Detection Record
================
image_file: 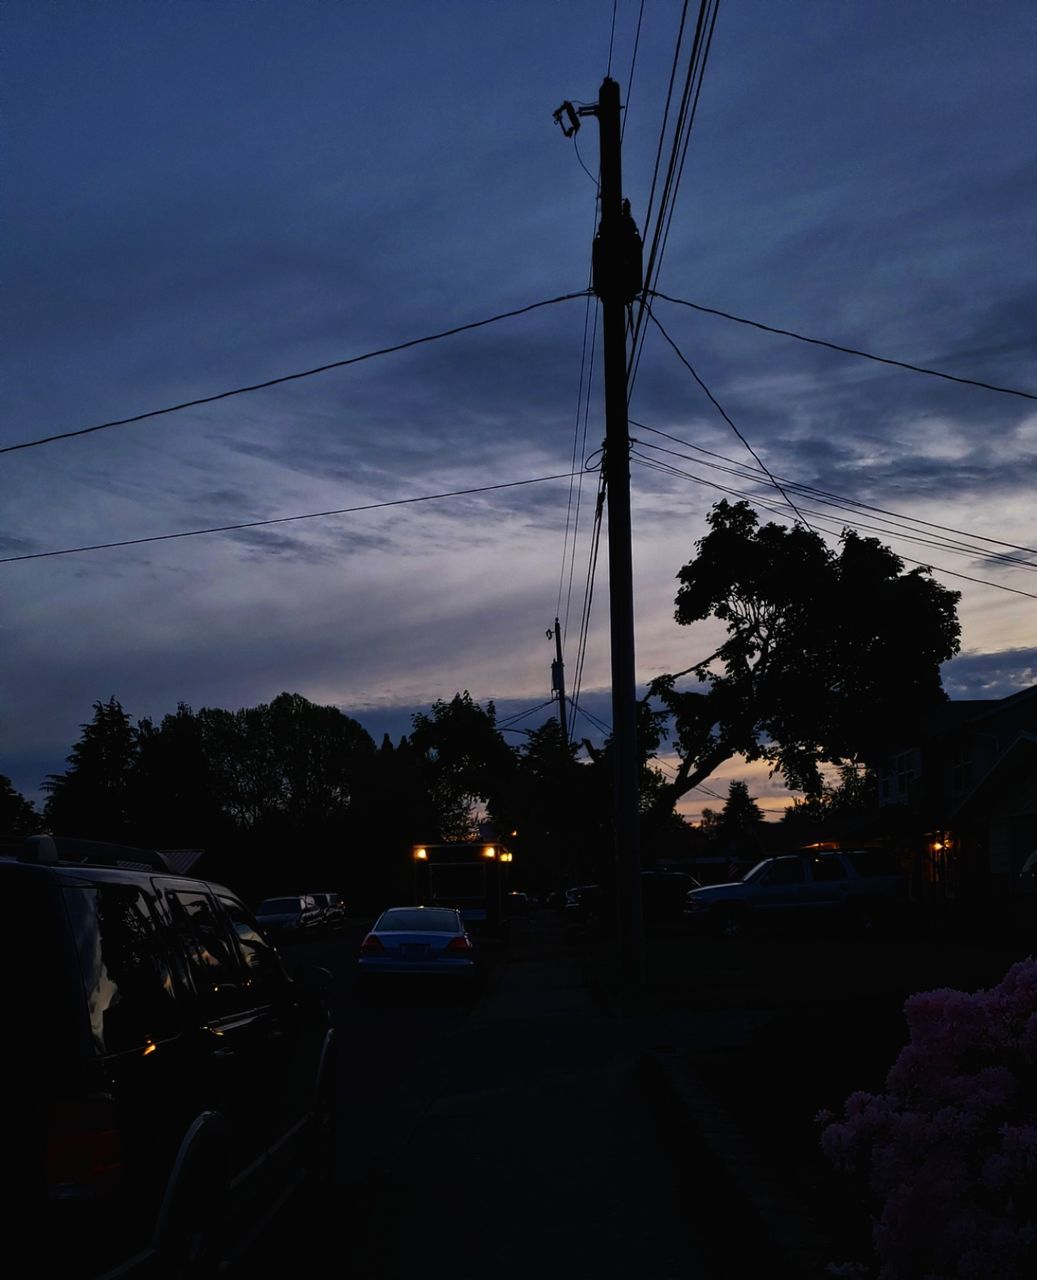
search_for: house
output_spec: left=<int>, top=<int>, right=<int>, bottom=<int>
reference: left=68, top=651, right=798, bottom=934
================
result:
left=878, top=684, right=1037, bottom=900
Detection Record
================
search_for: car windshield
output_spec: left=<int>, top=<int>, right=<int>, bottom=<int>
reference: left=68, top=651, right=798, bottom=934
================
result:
left=311, top=895, right=329, bottom=907
left=376, top=908, right=459, bottom=933
left=257, top=897, right=299, bottom=913
left=740, top=861, right=770, bottom=883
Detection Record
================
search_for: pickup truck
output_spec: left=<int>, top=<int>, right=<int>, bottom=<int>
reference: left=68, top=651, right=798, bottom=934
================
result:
left=683, top=850, right=906, bottom=936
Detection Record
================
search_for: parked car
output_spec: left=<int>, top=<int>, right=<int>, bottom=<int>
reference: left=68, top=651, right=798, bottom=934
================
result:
left=357, top=906, right=479, bottom=991
left=2, top=834, right=335, bottom=1279
left=310, top=891, right=346, bottom=932
left=683, top=849, right=907, bottom=937
left=254, top=893, right=323, bottom=939
left=506, top=890, right=534, bottom=919
left=641, top=870, right=701, bottom=923
left=562, top=883, right=604, bottom=931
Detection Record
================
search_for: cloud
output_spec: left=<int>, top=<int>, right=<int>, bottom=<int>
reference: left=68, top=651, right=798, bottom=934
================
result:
left=942, top=648, right=1037, bottom=700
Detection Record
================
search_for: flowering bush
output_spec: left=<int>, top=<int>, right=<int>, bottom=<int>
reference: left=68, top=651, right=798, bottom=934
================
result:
left=818, top=957, right=1037, bottom=1279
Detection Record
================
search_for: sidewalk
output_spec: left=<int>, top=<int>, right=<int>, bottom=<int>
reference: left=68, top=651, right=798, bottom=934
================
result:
left=375, top=916, right=717, bottom=1280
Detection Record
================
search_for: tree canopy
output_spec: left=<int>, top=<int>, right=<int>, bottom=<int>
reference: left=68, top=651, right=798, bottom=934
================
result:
left=649, top=501, right=961, bottom=807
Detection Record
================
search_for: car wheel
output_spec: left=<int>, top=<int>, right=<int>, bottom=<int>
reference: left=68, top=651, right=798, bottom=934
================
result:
left=307, top=1055, right=337, bottom=1190
left=716, top=908, right=747, bottom=939
left=160, top=1175, right=228, bottom=1279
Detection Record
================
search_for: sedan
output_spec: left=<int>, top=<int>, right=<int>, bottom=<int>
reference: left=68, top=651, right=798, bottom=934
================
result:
left=357, top=906, right=479, bottom=988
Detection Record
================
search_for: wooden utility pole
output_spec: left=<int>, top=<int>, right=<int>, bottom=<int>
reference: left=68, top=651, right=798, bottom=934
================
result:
left=550, top=617, right=568, bottom=748
left=591, top=76, right=644, bottom=988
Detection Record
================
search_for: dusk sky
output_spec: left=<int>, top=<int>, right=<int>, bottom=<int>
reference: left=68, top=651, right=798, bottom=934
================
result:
left=3, top=1, right=1035, bottom=819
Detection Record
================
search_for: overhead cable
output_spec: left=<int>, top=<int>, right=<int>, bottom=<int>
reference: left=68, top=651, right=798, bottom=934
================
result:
left=630, top=453, right=1037, bottom=602
left=646, top=306, right=814, bottom=527
left=0, top=471, right=581, bottom=566
left=632, top=420, right=1037, bottom=558
left=649, top=290, right=1037, bottom=401
left=0, top=291, right=591, bottom=457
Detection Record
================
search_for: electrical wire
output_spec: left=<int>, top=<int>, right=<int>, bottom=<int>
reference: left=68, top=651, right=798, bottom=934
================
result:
left=634, top=441, right=1037, bottom=572
left=607, top=0, right=619, bottom=76
left=569, top=473, right=608, bottom=724
left=621, top=0, right=647, bottom=143
left=649, top=291, right=1037, bottom=402
left=631, top=420, right=1037, bottom=558
left=646, top=305, right=815, bottom=527
left=627, top=0, right=718, bottom=395
left=497, top=698, right=559, bottom=729
left=0, top=291, right=591, bottom=457
left=630, top=452, right=1037, bottom=602
left=0, top=470, right=582, bottom=566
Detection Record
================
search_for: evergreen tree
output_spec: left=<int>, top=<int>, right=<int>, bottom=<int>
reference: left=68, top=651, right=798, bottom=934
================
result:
left=0, top=774, right=42, bottom=836
left=43, top=697, right=139, bottom=840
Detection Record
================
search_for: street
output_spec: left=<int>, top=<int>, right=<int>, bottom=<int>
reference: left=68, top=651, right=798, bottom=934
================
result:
left=229, top=913, right=717, bottom=1279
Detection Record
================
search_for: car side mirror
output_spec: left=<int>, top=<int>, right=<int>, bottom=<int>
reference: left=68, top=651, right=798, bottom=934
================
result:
left=291, top=963, right=333, bottom=999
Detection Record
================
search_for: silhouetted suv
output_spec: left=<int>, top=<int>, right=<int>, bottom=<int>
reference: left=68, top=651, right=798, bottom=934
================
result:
left=2, top=835, right=336, bottom=1278
left=683, top=850, right=907, bottom=937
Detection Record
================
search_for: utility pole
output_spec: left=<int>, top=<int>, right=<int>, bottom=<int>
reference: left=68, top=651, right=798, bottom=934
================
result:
left=553, top=77, right=644, bottom=988
left=594, top=78, right=644, bottom=990
left=549, top=618, right=568, bottom=748
left=579, top=79, right=644, bottom=990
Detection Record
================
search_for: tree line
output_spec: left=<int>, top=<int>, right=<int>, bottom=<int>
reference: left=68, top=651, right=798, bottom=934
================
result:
left=1, top=501, right=961, bottom=903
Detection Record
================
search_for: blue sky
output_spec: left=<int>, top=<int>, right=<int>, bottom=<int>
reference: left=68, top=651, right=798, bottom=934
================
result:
left=2, top=1, right=1035, bottom=816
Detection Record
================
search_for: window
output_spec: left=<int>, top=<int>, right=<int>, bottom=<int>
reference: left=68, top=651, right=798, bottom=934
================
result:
left=949, top=742, right=973, bottom=796
left=810, top=857, right=848, bottom=882
left=762, top=859, right=806, bottom=885
left=376, top=908, right=460, bottom=932
left=218, top=896, right=285, bottom=1004
left=168, top=891, right=243, bottom=1016
left=64, top=885, right=179, bottom=1055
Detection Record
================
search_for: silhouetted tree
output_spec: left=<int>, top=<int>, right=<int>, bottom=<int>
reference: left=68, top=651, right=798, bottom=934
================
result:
left=781, top=764, right=879, bottom=834
left=648, top=501, right=961, bottom=810
left=44, top=696, right=138, bottom=840
left=409, top=692, right=515, bottom=841
left=0, top=774, right=42, bottom=836
left=132, top=704, right=231, bottom=848
left=718, top=779, right=766, bottom=859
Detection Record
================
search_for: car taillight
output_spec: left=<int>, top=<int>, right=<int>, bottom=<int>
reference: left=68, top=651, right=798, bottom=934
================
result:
left=445, top=936, right=473, bottom=953
left=360, top=933, right=384, bottom=952
left=45, top=1099, right=123, bottom=1200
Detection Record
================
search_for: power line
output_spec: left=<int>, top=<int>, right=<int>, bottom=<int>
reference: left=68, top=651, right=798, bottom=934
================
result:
left=649, top=290, right=1037, bottom=402
left=632, top=420, right=1037, bottom=559
left=497, top=698, right=559, bottom=730
left=628, top=0, right=719, bottom=395
left=630, top=452, right=1037, bottom=602
left=621, top=0, right=647, bottom=143
left=0, top=471, right=581, bottom=566
left=607, top=0, right=619, bottom=76
left=636, top=440, right=1037, bottom=573
left=0, top=291, right=591, bottom=457
left=646, top=305, right=815, bottom=528
left=633, top=433, right=1037, bottom=573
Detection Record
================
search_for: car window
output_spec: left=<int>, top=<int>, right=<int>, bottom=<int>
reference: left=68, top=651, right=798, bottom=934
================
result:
left=64, top=884, right=180, bottom=1055
left=810, top=857, right=848, bottom=882
left=218, top=896, right=286, bottom=1004
left=376, top=908, right=460, bottom=932
left=168, top=890, right=244, bottom=1016
left=762, top=859, right=806, bottom=885
left=256, top=897, right=300, bottom=914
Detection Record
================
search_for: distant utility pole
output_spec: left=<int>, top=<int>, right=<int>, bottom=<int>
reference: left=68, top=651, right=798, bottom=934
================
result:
left=549, top=618, right=568, bottom=748
left=555, top=78, right=644, bottom=987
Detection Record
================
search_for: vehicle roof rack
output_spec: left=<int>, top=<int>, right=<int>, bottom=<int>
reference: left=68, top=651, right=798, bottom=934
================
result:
left=15, top=834, right=170, bottom=873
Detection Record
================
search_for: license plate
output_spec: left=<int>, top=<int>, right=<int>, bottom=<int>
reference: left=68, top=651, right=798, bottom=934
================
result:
left=400, top=943, right=428, bottom=958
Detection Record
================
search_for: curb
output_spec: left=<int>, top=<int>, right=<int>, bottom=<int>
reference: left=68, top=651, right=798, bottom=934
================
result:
left=637, top=1050, right=833, bottom=1279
